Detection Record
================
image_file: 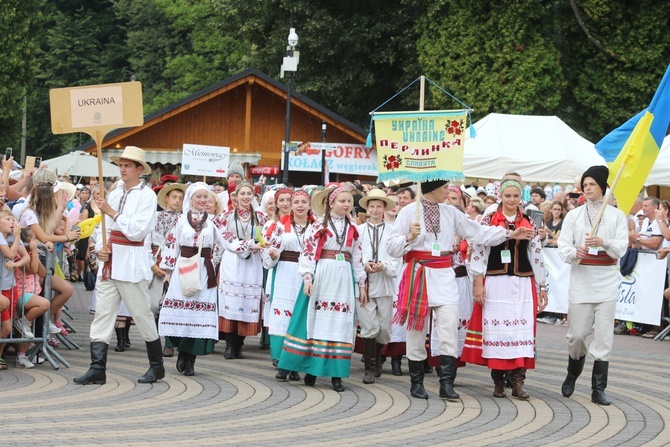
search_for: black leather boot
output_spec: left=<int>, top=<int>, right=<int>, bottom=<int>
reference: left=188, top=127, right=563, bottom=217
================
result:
left=276, top=369, right=289, bottom=381
left=491, top=369, right=506, bottom=398
left=124, top=325, right=131, bottom=348
left=223, top=332, right=235, bottom=359
left=138, top=339, right=165, bottom=383
left=331, top=377, right=345, bottom=392
left=176, top=350, right=186, bottom=372
left=562, top=356, right=586, bottom=398
left=114, top=328, right=125, bottom=352
left=591, top=360, right=611, bottom=405
left=391, top=355, right=403, bottom=376
left=234, top=335, right=246, bottom=359
left=260, top=327, right=269, bottom=350
left=438, top=355, right=460, bottom=400
left=408, top=360, right=429, bottom=399
left=375, top=343, right=384, bottom=378
left=362, top=338, right=377, bottom=384
left=74, top=342, right=108, bottom=385
left=183, top=353, right=196, bottom=376
left=288, top=371, right=301, bottom=381
left=304, top=373, right=317, bottom=386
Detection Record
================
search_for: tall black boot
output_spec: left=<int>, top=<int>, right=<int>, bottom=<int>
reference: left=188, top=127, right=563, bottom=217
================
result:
left=124, top=324, right=131, bottom=348
left=234, top=335, right=246, bottom=359
left=591, top=360, right=611, bottom=405
left=391, top=355, right=403, bottom=376
left=183, top=353, right=196, bottom=376
left=408, top=360, right=429, bottom=399
left=260, top=327, right=270, bottom=349
left=375, top=343, right=384, bottom=378
left=362, top=338, right=377, bottom=384
left=138, top=339, right=165, bottom=383
left=114, top=328, right=125, bottom=352
left=561, top=356, right=586, bottom=398
left=223, top=332, right=235, bottom=359
left=74, top=342, right=108, bottom=385
left=438, top=355, right=460, bottom=400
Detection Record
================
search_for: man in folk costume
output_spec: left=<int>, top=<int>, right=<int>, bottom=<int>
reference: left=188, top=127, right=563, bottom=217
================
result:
left=387, top=180, right=534, bottom=400
left=75, top=146, right=164, bottom=385
left=557, top=165, right=628, bottom=405
left=357, top=189, right=398, bottom=384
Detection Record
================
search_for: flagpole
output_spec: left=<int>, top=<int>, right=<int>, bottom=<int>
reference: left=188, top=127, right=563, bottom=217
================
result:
left=414, top=75, right=425, bottom=224
left=94, top=130, right=107, bottom=247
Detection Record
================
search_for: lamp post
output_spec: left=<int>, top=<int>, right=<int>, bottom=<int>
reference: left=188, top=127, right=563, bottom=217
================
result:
left=321, top=120, right=327, bottom=185
left=280, top=21, right=299, bottom=185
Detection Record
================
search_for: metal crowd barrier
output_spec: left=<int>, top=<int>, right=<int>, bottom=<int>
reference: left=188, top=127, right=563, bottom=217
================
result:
left=0, top=245, right=77, bottom=370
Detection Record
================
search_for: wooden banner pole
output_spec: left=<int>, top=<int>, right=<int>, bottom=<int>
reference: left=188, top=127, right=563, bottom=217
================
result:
left=94, top=130, right=108, bottom=247
left=414, top=75, right=426, bottom=224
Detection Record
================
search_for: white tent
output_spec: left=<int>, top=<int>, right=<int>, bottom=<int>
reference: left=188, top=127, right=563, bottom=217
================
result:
left=41, top=150, right=120, bottom=177
left=645, top=135, right=670, bottom=186
left=464, top=113, right=606, bottom=183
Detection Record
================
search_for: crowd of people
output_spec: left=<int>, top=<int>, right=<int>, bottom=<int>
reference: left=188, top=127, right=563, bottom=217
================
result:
left=2, top=145, right=667, bottom=407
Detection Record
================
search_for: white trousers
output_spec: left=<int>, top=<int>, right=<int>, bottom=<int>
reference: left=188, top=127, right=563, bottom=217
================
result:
left=355, top=295, right=392, bottom=344
left=90, top=279, right=159, bottom=344
left=406, top=303, right=459, bottom=360
left=567, top=301, right=616, bottom=361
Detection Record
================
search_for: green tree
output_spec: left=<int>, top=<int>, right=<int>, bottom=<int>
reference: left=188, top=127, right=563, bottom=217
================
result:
left=0, top=0, right=45, bottom=151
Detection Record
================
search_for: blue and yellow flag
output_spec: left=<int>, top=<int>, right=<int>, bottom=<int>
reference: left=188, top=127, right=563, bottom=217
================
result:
left=595, top=64, right=670, bottom=214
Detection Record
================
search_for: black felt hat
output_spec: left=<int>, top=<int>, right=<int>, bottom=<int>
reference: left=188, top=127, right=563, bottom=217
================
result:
left=421, top=180, right=448, bottom=195
left=581, top=165, right=609, bottom=194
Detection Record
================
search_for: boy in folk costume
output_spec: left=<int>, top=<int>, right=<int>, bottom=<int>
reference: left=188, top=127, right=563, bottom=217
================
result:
left=75, top=146, right=163, bottom=385
left=387, top=180, right=533, bottom=400
left=557, top=165, right=628, bottom=405
left=357, top=189, right=398, bottom=384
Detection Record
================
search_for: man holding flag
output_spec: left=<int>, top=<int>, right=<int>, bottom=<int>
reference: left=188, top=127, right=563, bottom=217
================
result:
left=558, top=63, right=670, bottom=405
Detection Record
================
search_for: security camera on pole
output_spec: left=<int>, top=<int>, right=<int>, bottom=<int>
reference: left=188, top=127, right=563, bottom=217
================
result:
left=280, top=12, right=300, bottom=185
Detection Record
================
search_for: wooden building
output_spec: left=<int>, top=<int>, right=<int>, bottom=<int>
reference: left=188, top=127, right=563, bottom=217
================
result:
left=77, top=68, right=368, bottom=185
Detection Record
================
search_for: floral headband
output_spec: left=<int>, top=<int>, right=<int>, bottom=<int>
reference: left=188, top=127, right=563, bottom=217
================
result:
left=499, top=180, right=522, bottom=192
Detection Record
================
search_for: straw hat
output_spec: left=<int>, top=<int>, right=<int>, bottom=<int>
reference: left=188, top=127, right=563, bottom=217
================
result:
left=311, top=185, right=340, bottom=216
left=54, top=181, right=77, bottom=203
left=110, top=146, right=152, bottom=175
left=157, top=182, right=187, bottom=210
left=359, top=188, right=395, bottom=210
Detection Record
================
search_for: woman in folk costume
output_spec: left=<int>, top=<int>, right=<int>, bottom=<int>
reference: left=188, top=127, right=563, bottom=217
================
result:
left=263, top=189, right=314, bottom=381
left=461, top=179, right=548, bottom=399
left=261, top=187, right=293, bottom=352
left=278, top=185, right=367, bottom=392
left=151, top=183, right=186, bottom=357
left=157, top=182, right=224, bottom=376
left=205, top=191, right=224, bottom=269
left=214, top=181, right=268, bottom=359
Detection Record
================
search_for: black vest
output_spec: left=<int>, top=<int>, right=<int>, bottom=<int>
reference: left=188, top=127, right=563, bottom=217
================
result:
left=486, top=222, right=533, bottom=277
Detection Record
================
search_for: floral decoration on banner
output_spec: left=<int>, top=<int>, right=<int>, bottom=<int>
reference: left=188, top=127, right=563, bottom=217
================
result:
left=446, top=119, right=464, bottom=136
left=382, top=154, right=403, bottom=172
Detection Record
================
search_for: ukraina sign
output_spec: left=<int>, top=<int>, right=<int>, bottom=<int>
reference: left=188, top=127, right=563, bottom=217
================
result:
left=50, top=82, right=143, bottom=136
left=372, top=110, right=467, bottom=183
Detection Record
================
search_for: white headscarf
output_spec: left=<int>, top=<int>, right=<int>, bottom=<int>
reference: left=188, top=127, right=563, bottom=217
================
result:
left=260, top=190, right=275, bottom=215
left=183, top=182, right=210, bottom=215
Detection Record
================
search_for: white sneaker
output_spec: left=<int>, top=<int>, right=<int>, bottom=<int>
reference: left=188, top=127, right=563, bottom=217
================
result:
left=15, top=355, right=35, bottom=369
left=14, top=318, right=34, bottom=339
left=49, top=323, right=60, bottom=334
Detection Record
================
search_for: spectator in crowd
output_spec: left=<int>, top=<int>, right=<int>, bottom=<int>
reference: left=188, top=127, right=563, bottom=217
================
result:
left=629, top=197, right=664, bottom=251
left=396, top=187, right=415, bottom=210
left=544, top=201, right=565, bottom=247
left=465, top=197, right=486, bottom=223
left=524, top=188, right=546, bottom=213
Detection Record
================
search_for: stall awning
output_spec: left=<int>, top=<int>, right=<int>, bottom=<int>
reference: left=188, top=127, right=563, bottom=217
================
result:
left=101, top=149, right=262, bottom=165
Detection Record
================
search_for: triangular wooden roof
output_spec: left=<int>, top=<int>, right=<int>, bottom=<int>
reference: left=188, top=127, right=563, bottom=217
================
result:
left=76, top=68, right=367, bottom=167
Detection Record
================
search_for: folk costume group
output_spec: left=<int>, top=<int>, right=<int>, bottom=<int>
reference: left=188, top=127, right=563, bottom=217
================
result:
left=74, top=146, right=628, bottom=406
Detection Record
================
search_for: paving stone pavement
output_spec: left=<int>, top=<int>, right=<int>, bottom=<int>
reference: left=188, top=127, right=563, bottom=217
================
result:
left=1, top=284, right=669, bottom=446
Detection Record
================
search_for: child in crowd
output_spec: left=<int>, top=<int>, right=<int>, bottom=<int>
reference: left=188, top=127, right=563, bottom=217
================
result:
left=0, top=211, right=31, bottom=369
left=10, top=228, right=51, bottom=368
